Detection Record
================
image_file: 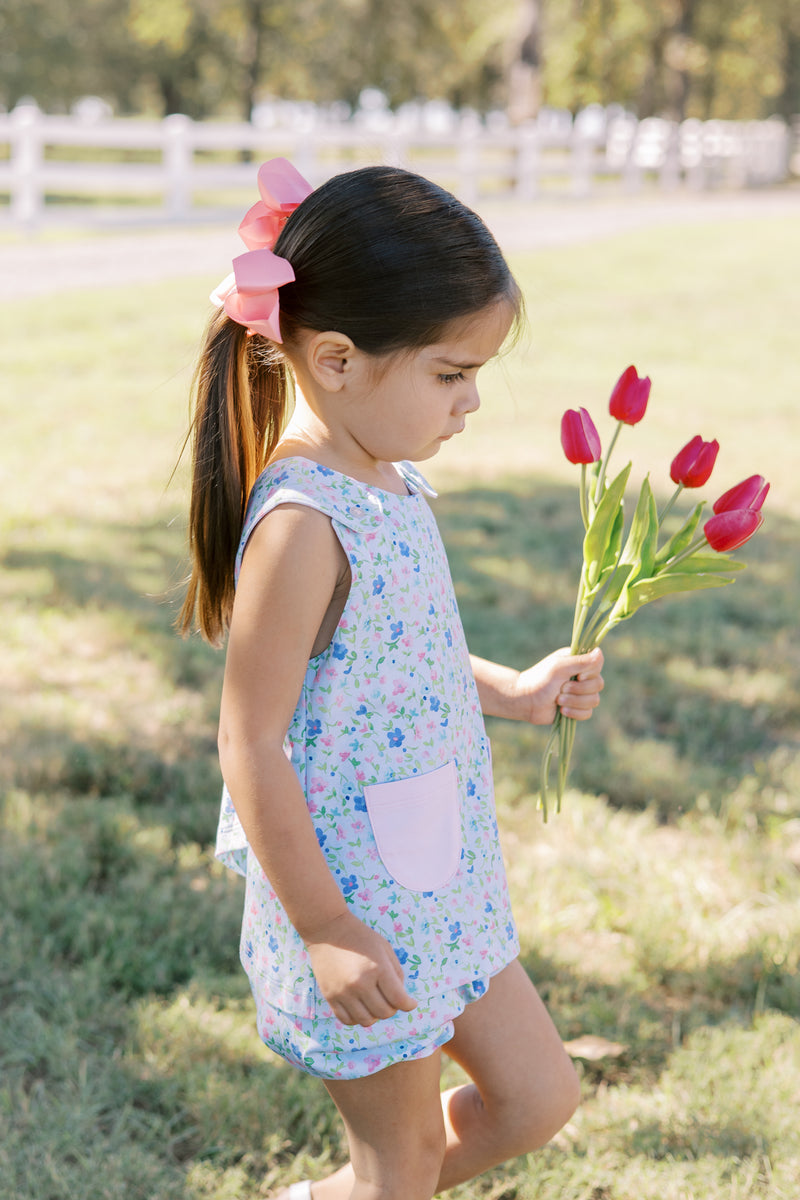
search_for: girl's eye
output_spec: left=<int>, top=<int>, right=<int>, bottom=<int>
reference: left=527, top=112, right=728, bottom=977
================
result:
left=438, top=371, right=465, bottom=385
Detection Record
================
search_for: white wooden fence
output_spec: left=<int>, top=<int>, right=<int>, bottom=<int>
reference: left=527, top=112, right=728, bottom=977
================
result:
left=0, top=100, right=792, bottom=227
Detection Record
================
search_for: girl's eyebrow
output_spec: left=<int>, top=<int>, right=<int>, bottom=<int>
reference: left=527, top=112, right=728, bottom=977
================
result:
left=433, top=356, right=483, bottom=370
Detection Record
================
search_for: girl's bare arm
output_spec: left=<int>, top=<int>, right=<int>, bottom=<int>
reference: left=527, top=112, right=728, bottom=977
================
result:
left=470, top=648, right=604, bottom=725
left=218, top=504, right=415, bottom=1026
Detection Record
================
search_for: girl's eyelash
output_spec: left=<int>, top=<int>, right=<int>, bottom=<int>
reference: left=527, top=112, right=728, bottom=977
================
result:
left=438, top=371, right=465, bottom=385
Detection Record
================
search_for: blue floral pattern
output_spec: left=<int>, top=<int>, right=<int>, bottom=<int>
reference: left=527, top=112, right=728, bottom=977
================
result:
left=215, top=458, right=519, bottom=1076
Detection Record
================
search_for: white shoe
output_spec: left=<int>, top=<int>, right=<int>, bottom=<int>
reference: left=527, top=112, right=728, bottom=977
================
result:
left=288, top=1183, right=312, bottom=1200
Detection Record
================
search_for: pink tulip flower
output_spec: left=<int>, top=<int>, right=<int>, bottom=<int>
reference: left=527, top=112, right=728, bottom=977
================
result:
left=712, top=474, right=770, bottom=515
left=704, top=508, right=764, bottom=552
left=561, top=407, right=602, bottom=464
left=670, top=435, right=720, bottom=488
left=608, top=365, right=651, bottom=425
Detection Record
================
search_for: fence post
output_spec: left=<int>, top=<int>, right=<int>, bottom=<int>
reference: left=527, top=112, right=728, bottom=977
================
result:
left=659, top=122, right=681, bottom=189
left=570, top=134, right=594, bottom=198
left=163, top=113, right=193, bottom=219
left=457, top=116, right=480, bottom=206
left=515, top=122, right=539, bottom=201
left=622, top=139, right=642, bottom=192
left=10, top=102, right=44, bottom=227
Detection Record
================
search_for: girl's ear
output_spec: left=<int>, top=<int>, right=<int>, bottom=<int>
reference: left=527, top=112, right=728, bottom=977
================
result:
left=306, top=331, right=358, bottom=392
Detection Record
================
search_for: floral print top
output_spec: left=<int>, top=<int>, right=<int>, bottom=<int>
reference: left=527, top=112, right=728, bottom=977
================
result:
left=216, top=458, right=519, bottom=1019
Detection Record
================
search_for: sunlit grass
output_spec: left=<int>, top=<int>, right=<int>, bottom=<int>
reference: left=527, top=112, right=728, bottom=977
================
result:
left=1, top=210, right=799, bottom=1198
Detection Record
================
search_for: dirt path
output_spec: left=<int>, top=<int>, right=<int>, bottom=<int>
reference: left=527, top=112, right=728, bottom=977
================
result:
left=3, top=187, right=798, bottom=298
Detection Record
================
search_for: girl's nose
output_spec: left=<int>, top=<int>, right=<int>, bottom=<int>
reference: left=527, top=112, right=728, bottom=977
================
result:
left=458, top=385, right=481, bottom=415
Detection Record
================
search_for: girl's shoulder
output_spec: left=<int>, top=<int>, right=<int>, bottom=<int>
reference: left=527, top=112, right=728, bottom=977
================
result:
left=246, top=456, right=383, bottom=529
left=248, top=457, right=436, bottom=523
left=235, top=458, right=375, bottom=580
left=237, top=457, right=439, bottom=580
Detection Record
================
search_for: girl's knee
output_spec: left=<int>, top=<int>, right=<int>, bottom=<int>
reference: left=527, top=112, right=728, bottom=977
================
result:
left=516, top=1052, right=581, bottom=1149
left=552, top=1053, right=582, bottom=1126
left=479, top=1050, right=580, bottom=1158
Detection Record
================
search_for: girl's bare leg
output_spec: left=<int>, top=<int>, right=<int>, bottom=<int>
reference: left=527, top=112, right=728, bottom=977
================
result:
left=320, top=1049, right=446, bottom=1200
left=297, top=959, right=580, bottom=1199
left=435, top=958, right=581, bottom=1186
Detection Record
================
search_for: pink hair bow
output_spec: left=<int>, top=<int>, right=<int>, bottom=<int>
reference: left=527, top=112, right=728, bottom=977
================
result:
left=238, top=157, right=313, bottom=251
left=210, top=157, right=312, bottom=342
left=213, top=249, right=296, bottom=342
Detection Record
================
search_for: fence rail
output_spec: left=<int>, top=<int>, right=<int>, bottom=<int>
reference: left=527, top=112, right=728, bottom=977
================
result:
left=0, top=101, right=792, bottom=227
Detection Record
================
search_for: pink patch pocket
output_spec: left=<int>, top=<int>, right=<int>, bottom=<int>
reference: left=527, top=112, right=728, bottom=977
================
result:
left=363, top=761, right=462, bottom=892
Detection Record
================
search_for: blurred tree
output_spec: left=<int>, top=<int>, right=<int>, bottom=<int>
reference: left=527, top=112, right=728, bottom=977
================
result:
left=1, top=0, right=796, bottom=120
left=121, top=0, right=236, bottom=116
left=0, top=0, right=83, bottom=110
left=541, top=0, right=797, bottom=119
left=506, top=0, right=544, bottom=123
left=300, top=0, right=513, bottom=111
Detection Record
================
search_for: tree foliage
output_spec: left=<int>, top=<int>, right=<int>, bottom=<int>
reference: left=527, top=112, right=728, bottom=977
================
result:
left=542, top=0, right=800, bottom=120
left=0, top=0, right=796, bottom=119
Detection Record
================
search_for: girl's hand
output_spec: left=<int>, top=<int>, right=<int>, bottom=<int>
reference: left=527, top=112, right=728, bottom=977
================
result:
left=514, top=647, right=604, bottom=726
left=304, top=910, right=417, bottom=1027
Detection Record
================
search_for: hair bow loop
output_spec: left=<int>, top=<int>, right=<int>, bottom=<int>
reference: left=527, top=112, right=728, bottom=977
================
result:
left=238, top=157, right=313, bottom=251
left=221, top=249, right=296, bottom=342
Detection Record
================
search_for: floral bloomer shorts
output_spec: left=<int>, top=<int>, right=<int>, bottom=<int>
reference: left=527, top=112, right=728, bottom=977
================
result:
left=251, top=973, right=494, bottom=1080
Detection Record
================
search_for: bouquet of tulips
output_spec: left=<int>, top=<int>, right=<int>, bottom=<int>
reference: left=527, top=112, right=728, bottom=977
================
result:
left=541, top=365, right=769, bottom=819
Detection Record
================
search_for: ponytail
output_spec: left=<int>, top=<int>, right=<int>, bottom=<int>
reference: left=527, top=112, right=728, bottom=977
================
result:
left=177, top=308, right=292, bottom=644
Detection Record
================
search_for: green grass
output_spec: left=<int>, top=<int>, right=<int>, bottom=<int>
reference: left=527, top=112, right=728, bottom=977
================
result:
left=1, top=211, right=799, bottom=1199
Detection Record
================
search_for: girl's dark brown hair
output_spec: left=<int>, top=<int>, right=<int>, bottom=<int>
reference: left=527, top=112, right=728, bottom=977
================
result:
left=179, top=164, right=521, bottom=644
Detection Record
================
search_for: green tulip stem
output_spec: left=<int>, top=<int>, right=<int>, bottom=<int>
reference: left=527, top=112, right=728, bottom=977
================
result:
left=660, top=534, right=711, bottom=570
left=570, top=564, right=591, bottom=654
left=593, top=421, right=623, bottom=504
left=579, top=463, right=590, bottom=530
left=658, top=485, right=684, bottom=527
left=540, top=713, right=561, bottom=821
left=579, top=604, right=612, bottom=652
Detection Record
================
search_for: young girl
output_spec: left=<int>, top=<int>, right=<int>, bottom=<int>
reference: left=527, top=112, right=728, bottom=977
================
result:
left=180, top=158, right=604, bottom=1200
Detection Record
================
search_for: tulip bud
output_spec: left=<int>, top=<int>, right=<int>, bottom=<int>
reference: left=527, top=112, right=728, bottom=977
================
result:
left=670, top=435, right=720, bottom=488
left=608, top=365, right=651, bottom=425
left=704, top=508, right=763, bottom=552
left=560, top=407, right=602, bottom=464
left=712, top=474, right=769, bottom=515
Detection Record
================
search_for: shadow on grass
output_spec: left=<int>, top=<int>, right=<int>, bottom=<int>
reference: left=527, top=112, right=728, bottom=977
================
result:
left=521, top=938, right=800, bottom=1096
left=1, top=516, right=224, bottom=841
left=4, top=477, right=798, bottom=825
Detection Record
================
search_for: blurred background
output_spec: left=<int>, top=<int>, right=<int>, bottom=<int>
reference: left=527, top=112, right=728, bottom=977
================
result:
left=3, top=0, right=800, bottom=123
left=2, top=5, right=800, bottom=1200
left=1, top=0, right=799, bottom=225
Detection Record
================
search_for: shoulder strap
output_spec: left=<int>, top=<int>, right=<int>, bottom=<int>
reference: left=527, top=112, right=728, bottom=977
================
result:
left=235, top=459, right=384, bottom=581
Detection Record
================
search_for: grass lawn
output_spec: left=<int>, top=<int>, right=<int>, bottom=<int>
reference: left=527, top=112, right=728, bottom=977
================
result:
left=1, top=209, right=799, bottom=1200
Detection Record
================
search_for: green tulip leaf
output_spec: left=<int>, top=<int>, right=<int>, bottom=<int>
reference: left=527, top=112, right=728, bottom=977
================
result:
left=625, top=570, right=736, bottom=614
left=583, top=463, right=631, bottom=589
left=664, top=553, right=746, bottom=575
left=595, top=561, right=637, bottom=612
left=604, top=502, right=626, bottom=568
left=585, top=504, right=626, bottom=601
left=619, top=475, right=658, bottom=580
left=654, top=501, right=705, bottom=566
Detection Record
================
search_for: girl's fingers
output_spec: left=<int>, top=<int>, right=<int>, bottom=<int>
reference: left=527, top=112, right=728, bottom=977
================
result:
left=565, top=676, right=604, bottom=695
left=559, top=674, right=603, bottom=719
left=333, top=975, right=417, bottom=1028
left=379, top=971, right=417, bottom=1014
